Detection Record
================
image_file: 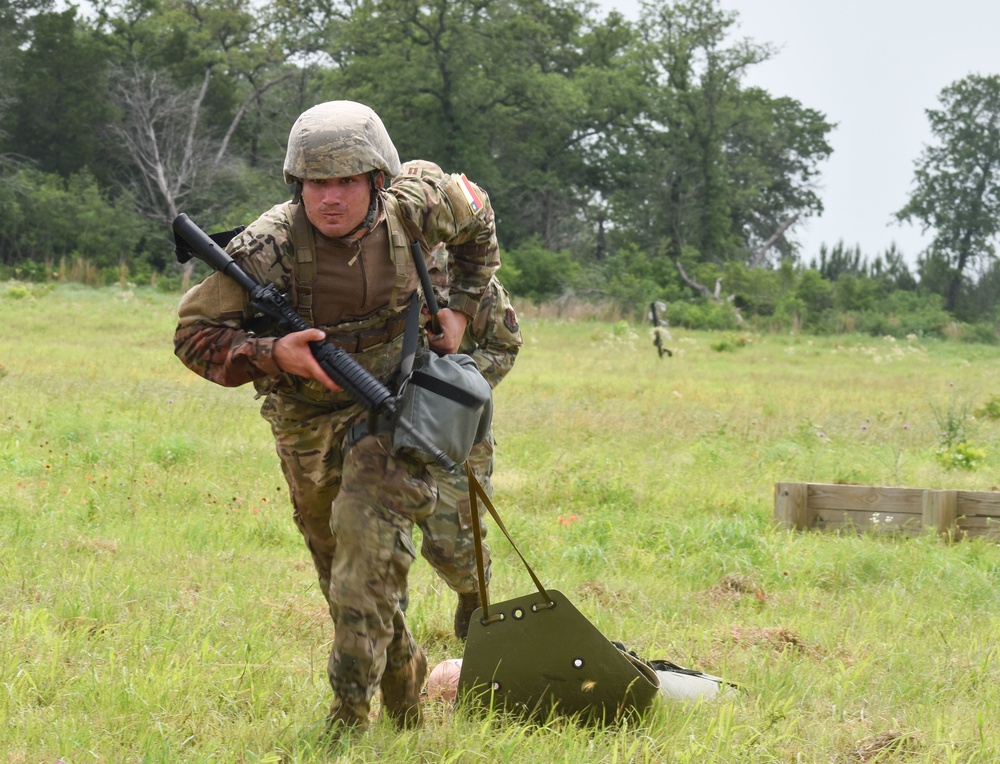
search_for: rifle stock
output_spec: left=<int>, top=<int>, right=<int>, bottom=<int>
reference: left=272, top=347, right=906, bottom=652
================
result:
left=172, top=213, right=457, bottom=471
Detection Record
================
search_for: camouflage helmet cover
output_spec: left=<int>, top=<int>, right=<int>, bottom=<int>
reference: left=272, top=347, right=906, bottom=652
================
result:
left=283, top=101, right=402, bottom=184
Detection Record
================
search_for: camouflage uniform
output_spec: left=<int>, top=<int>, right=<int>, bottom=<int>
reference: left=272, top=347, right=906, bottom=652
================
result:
left=173, top=102, right=499, bottom=726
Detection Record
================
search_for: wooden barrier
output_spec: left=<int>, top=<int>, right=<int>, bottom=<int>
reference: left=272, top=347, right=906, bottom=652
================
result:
left=774, top=482, right=1000, bottom=540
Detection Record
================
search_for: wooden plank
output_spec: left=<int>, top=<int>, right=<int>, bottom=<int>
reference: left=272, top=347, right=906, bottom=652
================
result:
left=814, top=507, right=921, bottom=532
left=816, top=513, right=923, bottom=537
left=956, top=491, right=1000, bottom=518
left=806, top=483, right=923, bottom=514
left=956, top=517, right=1000, bottom=535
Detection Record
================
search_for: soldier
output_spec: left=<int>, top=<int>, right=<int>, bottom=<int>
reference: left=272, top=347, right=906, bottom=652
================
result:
left=396, top=160, right=522, bottom=640
left=173, top=101, right=499, bottom=736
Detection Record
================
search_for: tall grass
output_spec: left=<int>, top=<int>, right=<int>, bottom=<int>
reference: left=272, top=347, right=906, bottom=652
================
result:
left=2, top=285, right=1000, bottom=762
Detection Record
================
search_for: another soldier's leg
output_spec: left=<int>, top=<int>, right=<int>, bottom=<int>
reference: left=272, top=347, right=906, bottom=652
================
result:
left=326, top=432, right=435, bottom=730
left=420, top=432, right=494, bottom=637
left=260, top=395, right=364, bottom=611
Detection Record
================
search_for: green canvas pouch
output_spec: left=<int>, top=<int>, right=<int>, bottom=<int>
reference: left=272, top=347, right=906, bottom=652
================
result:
left=393, top=347, right=493, bottom=465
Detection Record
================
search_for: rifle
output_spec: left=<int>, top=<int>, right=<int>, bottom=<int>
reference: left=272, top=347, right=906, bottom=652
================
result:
left=649, top=301, right=673, bottom=358
left=172, top=212, right=457, bottom=471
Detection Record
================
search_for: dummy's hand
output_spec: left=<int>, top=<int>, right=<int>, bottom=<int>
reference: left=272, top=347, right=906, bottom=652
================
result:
left=428, top=307, right=468, bottom=355
left=273, top=329, right=343, bottom=392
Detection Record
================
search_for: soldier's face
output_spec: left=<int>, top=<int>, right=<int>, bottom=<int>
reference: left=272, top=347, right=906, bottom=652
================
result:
left=302, top=173, right=373, bottom=238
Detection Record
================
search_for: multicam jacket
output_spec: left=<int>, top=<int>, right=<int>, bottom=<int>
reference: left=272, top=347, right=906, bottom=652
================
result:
left=424, top=243, right=521, bottom=390
left=457, top=277, right=521, bottom=389
left=174, top=170, right=500, bottom=405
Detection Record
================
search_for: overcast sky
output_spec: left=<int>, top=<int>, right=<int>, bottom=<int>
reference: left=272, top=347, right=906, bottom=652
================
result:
left=609, top=0, right=1000, bottom=266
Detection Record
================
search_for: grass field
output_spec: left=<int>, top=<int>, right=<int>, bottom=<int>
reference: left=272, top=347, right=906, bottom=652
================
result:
left=3, top=283, right=1000, bottom=763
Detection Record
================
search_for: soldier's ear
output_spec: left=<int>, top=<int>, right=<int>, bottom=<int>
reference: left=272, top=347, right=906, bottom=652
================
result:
left=291, top=179, right=303, bottom=204
left=373, top=171, right=386, bottom=191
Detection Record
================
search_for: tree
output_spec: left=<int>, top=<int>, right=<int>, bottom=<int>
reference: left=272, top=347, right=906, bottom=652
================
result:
left=5, top=8, right=117, bottom=180
left=95, top=0, right=298, bottom=259
left=608, top=0, right=832, bottom=293
left=313, top=0, right=643, bottom=253
left=108, top=62, right=222, bottom=226
left=0, top=0, right=54, bottom=147
left=0, top=167, right=158, bottom=274
left=896, top=74, right=1000, bottom=312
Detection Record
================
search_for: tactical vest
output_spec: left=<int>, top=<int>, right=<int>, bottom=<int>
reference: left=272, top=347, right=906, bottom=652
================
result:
left=259, top=195, right=422, bottom=407
left=284, top=194, right=415, bottom=327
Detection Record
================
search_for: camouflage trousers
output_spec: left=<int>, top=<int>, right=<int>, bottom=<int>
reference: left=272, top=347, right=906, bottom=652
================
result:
left=259, top=392, right=489, bottom=705
left=424, top=431, right=494, bottom=595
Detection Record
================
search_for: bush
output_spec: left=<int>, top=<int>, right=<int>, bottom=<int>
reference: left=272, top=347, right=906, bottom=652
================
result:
left=960, top=323, right=1000, bottom=345
left=0, top=168, right=162, bottom=281
left=935, top=442, right=987, bottom=471
left=664, top=298, right=741, bottom=330
left=710, top=333, right=753, bottom=352
left=974, top=395, right=1000, bottom=420
left=502, top=236, right=582, bottom=303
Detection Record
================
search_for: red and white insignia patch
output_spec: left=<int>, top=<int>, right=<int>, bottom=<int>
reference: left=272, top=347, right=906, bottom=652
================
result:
left=458, top=174, right=483, bottom=214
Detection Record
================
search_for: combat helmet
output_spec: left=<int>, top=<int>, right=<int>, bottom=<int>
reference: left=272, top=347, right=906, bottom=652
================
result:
left=283, top=101, right=401, bottom=184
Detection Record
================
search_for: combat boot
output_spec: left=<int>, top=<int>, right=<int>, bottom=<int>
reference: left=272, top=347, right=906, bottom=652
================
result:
left=380, top=648, right=427, bottom=729
left=326, top=697, right=370, bottom=740
left=454, top=592, right=482, bottom=640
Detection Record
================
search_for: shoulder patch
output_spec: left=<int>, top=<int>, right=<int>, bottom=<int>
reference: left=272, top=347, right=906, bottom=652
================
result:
left=504, top=306, right=519, bottom=334
left=458, top=174, right=484, bottom=214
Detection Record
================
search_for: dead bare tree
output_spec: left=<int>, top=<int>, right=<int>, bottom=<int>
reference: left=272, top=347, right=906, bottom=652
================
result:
left=669, top=213, right=801, bottom=316
left=109, top=62, right=217, bottom=227
left=748, top=213, right=800, bottom=269
left=109, top=60, right=295, bottom=278
left=673, top=257, right=722, bottom=301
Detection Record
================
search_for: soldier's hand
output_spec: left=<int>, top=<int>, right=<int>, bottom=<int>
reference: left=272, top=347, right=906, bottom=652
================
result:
left=428, top=308, right=468, bottom=355
left=273, top=329, right=343, bottom=391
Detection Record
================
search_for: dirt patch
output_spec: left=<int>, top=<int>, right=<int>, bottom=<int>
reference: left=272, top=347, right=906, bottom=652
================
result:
left=848, top=730, right=921, bottom=762
left=725, top=625, right=825, bottom=657
left=706, top=573, right=767, bottom=604
left=575, top=580, right=633, bottom=609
